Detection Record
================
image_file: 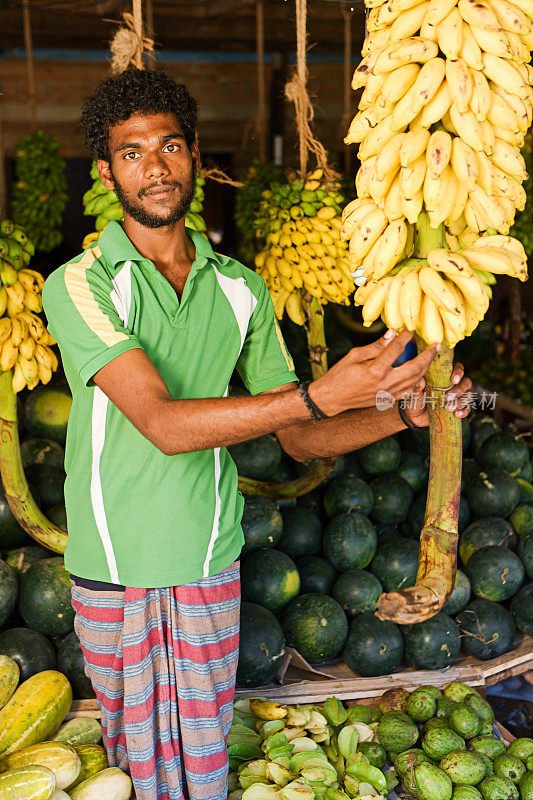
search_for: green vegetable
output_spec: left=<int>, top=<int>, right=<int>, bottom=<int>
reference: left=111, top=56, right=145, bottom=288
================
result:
left=345, top=762, right=387, bottom=792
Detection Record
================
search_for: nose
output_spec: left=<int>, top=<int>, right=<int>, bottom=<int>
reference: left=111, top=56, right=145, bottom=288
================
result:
left=143, top=150, right=169, bottom=180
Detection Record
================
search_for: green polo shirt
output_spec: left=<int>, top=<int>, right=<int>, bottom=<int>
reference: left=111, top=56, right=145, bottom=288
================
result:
left=42, top=222, right=297, bottom=588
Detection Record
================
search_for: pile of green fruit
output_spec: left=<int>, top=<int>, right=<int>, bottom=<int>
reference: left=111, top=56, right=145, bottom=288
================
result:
left=11, top=131, right=68, bottom=253
left=228, top=685, right=533, bottom=800
left=233, top=408, right=533, bottom=688
left=235, top=160, right=287, bottom=264
left=472, top=349, right=533, bottom=409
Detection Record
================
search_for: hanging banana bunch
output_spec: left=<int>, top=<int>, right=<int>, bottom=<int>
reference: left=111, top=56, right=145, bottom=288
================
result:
left=0, top=216, right=57, bottom=394
left=254, top=169, right=355, bottom=326
left=343, top=0, right=532, bottom=622
left=82, top=162, right=208, bottom=248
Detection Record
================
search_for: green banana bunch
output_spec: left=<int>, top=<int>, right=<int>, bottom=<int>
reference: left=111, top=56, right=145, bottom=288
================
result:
left=235, top=160, right=287, bottom=263
left=11, top=130, right=68, bottom=253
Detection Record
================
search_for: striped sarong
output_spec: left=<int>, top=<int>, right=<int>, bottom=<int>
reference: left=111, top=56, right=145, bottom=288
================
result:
left=70, top=561, right=240, bottom=800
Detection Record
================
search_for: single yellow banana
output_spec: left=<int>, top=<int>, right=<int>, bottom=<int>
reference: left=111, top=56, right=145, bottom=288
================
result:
left=0, top=339, right=18, bottom=371
left=460, top=23, right=484, bottom=68
left=400, top=155, right=427, bottom=197
left=419, top=265, right=463, bottom=313
left=19, top=335, right=35, bottom=360
left=438, top=8, right=463, bottom=58
left=24, top=291, right=43, bottom=313
left=0, top=318, right=11, bottom=344
left=417, top=293, right=445, bottom=344
left=383, top=271, right=405, bottom=330
left=362, top=277, right=392, bottom=325
left=400, top=127, right=431, bottom=167
left=399, top=268, right=423, bottom=330
left=370, top=220, right=409, bottom=280
left=426, top=130, right=453, bottom=177
left=419, top=80, right=453, bottom=126
left=12, top=361, right=26, bottom=394
left=349, top=208, right=389, bottom=262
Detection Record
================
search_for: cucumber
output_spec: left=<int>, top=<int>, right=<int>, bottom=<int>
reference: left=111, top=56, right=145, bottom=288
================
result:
left=67, top=745, right=108, bottom=790
left=69, top=767, right=132, bottom=800
left=0, top=742, right=80, bottom=790
left=0, top=765, right=56, bottom=800
left=52, top=719, right=102, bottom=747
left=0, top=655, right=19, bottom=710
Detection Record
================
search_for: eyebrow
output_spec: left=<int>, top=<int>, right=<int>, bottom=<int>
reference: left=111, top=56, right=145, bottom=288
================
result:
left=114, top=133, right=185, bottom=153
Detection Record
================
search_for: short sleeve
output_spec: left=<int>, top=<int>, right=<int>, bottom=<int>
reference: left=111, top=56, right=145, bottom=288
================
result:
left=42, top=248, right=142, bottom=386
left=237, top=279, right=298, bottom=395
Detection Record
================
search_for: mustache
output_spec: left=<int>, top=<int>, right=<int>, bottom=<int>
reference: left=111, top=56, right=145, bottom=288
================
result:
left=138, top=180, right=181, bottom=198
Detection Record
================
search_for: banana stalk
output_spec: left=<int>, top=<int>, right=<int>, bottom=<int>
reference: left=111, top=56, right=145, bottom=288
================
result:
left=0, top=370, right=67, bottom=553
left=377, top=215, right=461, bottom=624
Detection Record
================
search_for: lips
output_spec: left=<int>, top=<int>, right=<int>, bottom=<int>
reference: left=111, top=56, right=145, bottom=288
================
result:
left=144, top=186, right=174, bottom=197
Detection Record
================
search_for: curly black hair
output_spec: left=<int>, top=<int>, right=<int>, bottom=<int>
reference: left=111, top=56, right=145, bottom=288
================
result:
left=79, top=68, right=198, bottom=161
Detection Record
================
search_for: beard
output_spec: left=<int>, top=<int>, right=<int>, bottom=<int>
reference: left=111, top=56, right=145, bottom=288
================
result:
left=110, top=167, right=196, bottom=229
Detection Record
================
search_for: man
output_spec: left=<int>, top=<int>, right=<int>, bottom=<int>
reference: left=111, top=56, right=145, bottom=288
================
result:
left=42, top=69, right=472, bottom=800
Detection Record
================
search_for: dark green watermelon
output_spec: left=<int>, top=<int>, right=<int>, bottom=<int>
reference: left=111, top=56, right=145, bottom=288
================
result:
left=20, top=438, right=65, bottom=470
left=343, top=613, right=404, bottom=677
left=0, top=627, right=56, bottom=680
left=510, top=584, right=533, bottom=636
left=459, top=517, right=516, bottom=565
left=241, top=549, right=300, bottom=613
left=277, top=507, right=322, bottom=559
left=342, top=453, right=370, bottom=481
left=407, top=493, right=469, bottom=539
left=370, top=475, right=414, bottom=525
left=0, top=560, right=18, bottom=628
left=323, top=474, right=373, bottom=518
left=332, top=569, right=383, bottom=616
left=518, top=534, right=533, bottom=579
left=4, top=545, right=50, bottom=575
left=376, top=524, right=401, bottom=545
left=24, top=385, right=72, bottom=444
left=509, top=504, right=533, bottom=538
left=282, top=593, right=348, bottom=664
left=478, top=432, right=529, bottom=477
left=456, top=599, right=515, bottom=660
left=270, top=460, right=295, bottom=484
left=516, top=478, right=533, bottom=504
left=370, top=537, right=419, bottom=592
left=295, top=556, right=337, bottom=595
left=0, top=481, right=29, bottom=549
left=458, top=496, right=471, bottom=534
left=47, top=505, right=67, bottom=532
left=464, top=546, right=524, bottom=601
left=462, top=458, right=481, bottom=487
left=464, top=468, right=519, bottom=519
left=18, top=557, right=75, bottom=636
left=57, top=631, right=95, bottom=699
left=296, top=488, right=325, bottom=519
left=397, top=451, right=429, bottom=493
left=237, top=602, right=285, bottom=688
left=517, top=461, right=533, bottom=481
left=410, top=427, right=430, bottom=457
left=228, top=434, right=282, bottom=480
left=241, top=496, right=283, bottom=552
left=25, top=464, right=65, bottom=510
left=357, top=438, right=401, bottom=476
left=403, top=612, right=461, bottom=670
left=462, top=416, right=471, bottom=453
left=323, top=513, right=377, bottom=571
left=470, top=415, right=501, bottom=459
left=442, top=570, right=471, bottom=616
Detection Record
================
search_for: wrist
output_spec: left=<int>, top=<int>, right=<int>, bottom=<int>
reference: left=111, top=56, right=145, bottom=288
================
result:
left=308, top=379, right=338, bottom=418
left=399, top=399, right=427, bottom=429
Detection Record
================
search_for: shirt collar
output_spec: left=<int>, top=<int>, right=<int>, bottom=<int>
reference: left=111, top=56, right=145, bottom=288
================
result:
left=98, top=221, right=230, bottom=271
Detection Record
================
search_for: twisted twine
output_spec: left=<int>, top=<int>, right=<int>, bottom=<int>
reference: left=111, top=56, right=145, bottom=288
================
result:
left=110, top=0, right=154, bottom=74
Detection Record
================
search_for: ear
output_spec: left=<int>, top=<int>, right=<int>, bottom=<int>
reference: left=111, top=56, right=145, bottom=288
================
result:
left=97, top=159, right=114, bottom=191
left=190, top=140, right=201, bottom=178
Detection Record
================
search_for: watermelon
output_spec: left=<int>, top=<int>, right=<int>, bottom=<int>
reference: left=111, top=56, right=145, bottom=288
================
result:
left=57, top=632, right=95, bottom=700
left=478, top=432, right=529, bottom=477
left=342, top=453, right=369, bottom=481
left=397, top=451, right=429, bottom=493
left=4, top=546, right=49, bottom=575
left=459, top=518, right=516, bottom=564
left=228, top=435, right=281, bottom=480
left=370, top=537, right=419, bottom=592
left=24, top=465, right=65, bottom=510
left=464, top=468, right=519, bottom=519
left=458, top=496, right=472, bottom=533
left=509, top=504, right=533, bottom=538
left=0, top=742, right=82, bottom=790
left=464, top=545, right=524, bottom=601
left=442, top=570, right=471, bottom=616
left=241, top=496, right=283, bottom=552
left=470, top=415, right=501, bottom=459
left=20, top=439, right=64, bottom=470
left=456, top=599, right=516, bottom=660
left=53, top=719, right=102, bottom=747
left=295, top=556, right=337, bottom=595
left=357, top=438, right=401, bottom=476
left=323, top=474, right=373, bottom=518
left=516, top=478, right=533, bottom=504
left=517, top=461, right=533, bottom=481
left=376, top=524, right=400, bottom=544
left=332, top=569, right=383, bottom=616
left=510, top=584, right=533, bottom=636
left=462, top=458, right=481, bottom=487
left=24, top=385, right=72, bottom=444
left=406, top=492, right=427, bottom=539
left=19, top=558, right=75, bottom=636
left=0, top=765, right=56, bottom=800
left=296, top=488, right=325, bottom=519
left=518, top=534, right=533, bottom=578
left=277, top=507, right=322, bottom=559
left=343, top=612, right=404, bottom=677
left=410, top=426, right=430, bottom=457
left=323, top=512, right=377, bottom=571
left=370, top=474, right=414, bottom=524
left=241, top=549, right=299, bottom=613
left=282, top=593, right=348, bottom=664
left=0, top=561, right=18, bottom=629
left=68, top=744, right=108, bottom=789
left=46, top=506, right=67, bottom=533
left=0, top=628, right=56, bottom=681
left=0, top=482, right=28, bottom=550
left=403, top=612, right=461, bottom=670
left=270, top=459, right=295, bottom=484
left=236, top=602, right=285, bottom=687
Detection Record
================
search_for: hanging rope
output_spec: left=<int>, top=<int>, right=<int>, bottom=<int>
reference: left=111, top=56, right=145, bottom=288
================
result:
left=284, top=0, right=338, bottom=182
left=109, top=0, right=154, bottom=74
left=256, top=0, right=267, bottom=163
left=22, top=0, right=37, bottom=133
left=200, top=166, right=243, bottom=189
left=341, top=4, right=353, bottom=173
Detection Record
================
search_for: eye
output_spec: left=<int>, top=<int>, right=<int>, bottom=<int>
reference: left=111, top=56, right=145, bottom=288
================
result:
left=164, top=143, right=180, bottom=152
left=124, top=152, right=139, bottom=160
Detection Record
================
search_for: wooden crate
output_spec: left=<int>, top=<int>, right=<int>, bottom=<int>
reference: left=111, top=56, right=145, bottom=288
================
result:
left=66, top=635, right=533, bottom=717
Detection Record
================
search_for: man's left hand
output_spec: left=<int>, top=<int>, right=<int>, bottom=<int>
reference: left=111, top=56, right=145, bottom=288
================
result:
left=402, top=362, right=473, bottom=428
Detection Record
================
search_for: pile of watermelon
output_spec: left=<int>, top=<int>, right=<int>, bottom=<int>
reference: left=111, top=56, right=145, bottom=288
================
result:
left=232, top=414, right=533, bottom=688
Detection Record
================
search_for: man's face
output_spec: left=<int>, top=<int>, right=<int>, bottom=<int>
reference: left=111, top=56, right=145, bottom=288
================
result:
left=99, top=111, right=200, bottom=229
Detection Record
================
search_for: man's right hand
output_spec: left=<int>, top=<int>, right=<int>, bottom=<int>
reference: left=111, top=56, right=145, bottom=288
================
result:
left=310, top=329, right=440, bottom=418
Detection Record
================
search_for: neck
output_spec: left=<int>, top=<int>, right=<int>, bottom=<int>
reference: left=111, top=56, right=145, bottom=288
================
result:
left=121, top=214, right=196, bottom=273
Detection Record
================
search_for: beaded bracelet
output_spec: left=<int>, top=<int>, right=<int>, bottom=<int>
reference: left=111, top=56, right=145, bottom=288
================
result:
left=298, top=382, right=329, bottom=423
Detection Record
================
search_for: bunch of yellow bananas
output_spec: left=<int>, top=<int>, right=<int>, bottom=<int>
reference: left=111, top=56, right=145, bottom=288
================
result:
left=345, top=0, right=532, bottom=344
left=0, top=217, right=57, bottom=393
left=254, top=170, right=354, bottom=325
